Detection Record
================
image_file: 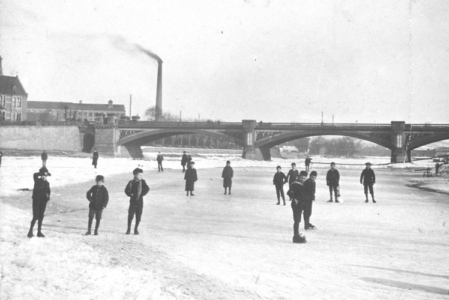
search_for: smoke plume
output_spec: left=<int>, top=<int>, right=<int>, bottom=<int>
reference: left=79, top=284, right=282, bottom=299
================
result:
left=111, top=35, right=162, bottom=63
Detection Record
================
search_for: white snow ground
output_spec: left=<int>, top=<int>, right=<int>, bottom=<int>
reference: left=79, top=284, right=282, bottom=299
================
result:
left=1, top=154, right=448, bottom=299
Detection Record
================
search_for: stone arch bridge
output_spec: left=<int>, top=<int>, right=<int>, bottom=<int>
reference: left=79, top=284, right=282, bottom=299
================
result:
left=90, top=120, right=449, bottom=162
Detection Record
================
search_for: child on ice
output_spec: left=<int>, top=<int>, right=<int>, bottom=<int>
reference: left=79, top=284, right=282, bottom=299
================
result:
left=85, top=175, right=109, bottom=236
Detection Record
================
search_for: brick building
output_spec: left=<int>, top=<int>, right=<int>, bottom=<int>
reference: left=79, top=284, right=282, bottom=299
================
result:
left=27, top=100, right=126, bottom=123
left=0, top=57, right=28, bottom=122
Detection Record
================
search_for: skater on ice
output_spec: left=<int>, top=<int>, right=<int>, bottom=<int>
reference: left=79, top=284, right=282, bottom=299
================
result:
left=222, top=160, right=233, bottom=195
left=27, top=167, right=51, bottom=238
left=0, top=149, right=2, bottom=167
left=360, top=162, right=376, bottom=203
left=305, top=156, right=312, bottom=172
left=185, top=161, right=198, bottom=196
left=181, top=151, right=188, bottom=172
left=157, top=152, right=164, bottom=172
left=286, top=163, right=299, bottom=200
left=124, top=168, right=150, bottom=235
left=41, top=150, right=48, bottom=167
left=287, top=170, right=308, bottom=243
left=326, top=162, right=340, bottom=203
left=92, top=149, right=99, bottom=169
left=273, top=166, right=287, bottom=205
left=85, top=175, right=109, bottom=236
left=304, top=171, right=317, bottom=230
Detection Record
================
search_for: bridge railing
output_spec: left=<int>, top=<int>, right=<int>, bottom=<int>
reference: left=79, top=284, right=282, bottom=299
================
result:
left=405, top=124, right=449, bottom=131
left=118, top=120, right=243, bottom=129
left=255, top=123, right=392, bottom=130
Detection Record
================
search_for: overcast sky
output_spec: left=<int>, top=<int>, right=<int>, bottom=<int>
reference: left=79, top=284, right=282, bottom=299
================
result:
left=1, top=0, right=448, bottom=123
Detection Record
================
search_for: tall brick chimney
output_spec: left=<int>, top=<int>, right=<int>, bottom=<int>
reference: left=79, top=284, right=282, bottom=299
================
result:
left=155, top=61, right=162, bottom=121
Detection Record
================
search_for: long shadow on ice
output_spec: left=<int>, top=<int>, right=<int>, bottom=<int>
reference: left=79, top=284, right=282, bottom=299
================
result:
left=353, top=265, right=449, bottom=280
left=360, top=277, right=449, bottom=296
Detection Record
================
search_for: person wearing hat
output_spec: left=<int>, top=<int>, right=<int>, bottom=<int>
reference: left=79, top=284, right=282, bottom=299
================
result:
left=124, top=168, right=150, bottom=235
left=287, top=170, right=308, bottom=243
left=326, top=162, right=340, bottom=202
left=181, top=151, right=188, bottom=172
left=184, top=161, right=198, bottom=196
left=273, top=166, right=287, bottom=205
left=85, top=175, right=109, bottom=236
left=222, top=160, right=234, bottom=195
left=156, top=152, right=164, bottom=172
left=27, top=167, right=51, bottom=238
left=360, top=162, right=376, bottom=203
left=286, top=163, right=299, bottom=200
left=304, top=171, right=317, bottom=230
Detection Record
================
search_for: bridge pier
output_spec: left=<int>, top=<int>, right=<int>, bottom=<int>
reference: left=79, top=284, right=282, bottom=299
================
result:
left=390, top=121, right=407, bottom=163
left=241, top=120, right=267, bottom=160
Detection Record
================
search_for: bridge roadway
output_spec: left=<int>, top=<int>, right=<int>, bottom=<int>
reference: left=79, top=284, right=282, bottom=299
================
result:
left=90, top=120, right=449, bottom=162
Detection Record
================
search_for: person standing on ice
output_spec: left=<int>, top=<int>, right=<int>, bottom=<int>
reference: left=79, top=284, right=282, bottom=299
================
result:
left=92, top=149, right=99, bottom=169
left=360, top=162, right=376, bottom=203
left=85, top=175, right=109, bottom=236
left=326, top=162, right=340, bottom=203
left=156, top=152, right=164, bottom=172
left=28, top=167, right=51, bottom=238
left=0, top=149, right=2, bottom=167
left=222, top=160, right=234, bottom=195
left=124, top=168, right=150, bottom=235
left=305, top=156, right=312, bottom=172
left=304, top=171, right=317, bottom=230
left=41, top=150, right=48, bottom=167
left=273, top=166, right=287, bottom=205
left=181, top=151, right=188, bottom=172
left=287, top=170, right=308, bottom=243
left=286, top=163, right=299, bottom=200
left=185, top=161, right=197, bottom=196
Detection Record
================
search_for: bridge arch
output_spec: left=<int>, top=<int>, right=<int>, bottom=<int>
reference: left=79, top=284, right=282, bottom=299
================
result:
left=408, top=133, right=449, bottom=151
left=254, top=131, right=394, bottom=160
left=117, top=128, right=244, bottom=156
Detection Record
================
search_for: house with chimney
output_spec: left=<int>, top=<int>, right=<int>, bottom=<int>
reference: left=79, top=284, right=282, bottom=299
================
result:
left=0, top=57, right=28, bottom=122
left=27, top=100, right=126, bottom=123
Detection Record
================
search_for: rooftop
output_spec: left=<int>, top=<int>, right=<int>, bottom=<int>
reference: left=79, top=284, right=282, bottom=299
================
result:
left=0, top=75, right=27, bottom=95
left=27, top=100, right=126, bottom=112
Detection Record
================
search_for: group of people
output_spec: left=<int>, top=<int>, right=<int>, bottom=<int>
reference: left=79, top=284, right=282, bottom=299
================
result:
left=40, top=149, right=100, bottom=168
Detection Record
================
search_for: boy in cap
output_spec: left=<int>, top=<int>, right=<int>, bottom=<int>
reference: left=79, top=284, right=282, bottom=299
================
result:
left=185, top=161, right=198, bottom=196
left=287, top=171, right=308, bottom=243
left=157, top=152, right=164, bottom=172
left=273, top=166, right=287, bottom=205
left=326, top=162, right=340, bottom=203
left=360, top=162, right=376, bottom=203
left=85, top=175, right=109, bottom=235
left=222, top=160, right=234, bottom=195
left=304, top=171, right=317, bottom=230
left=28, top=167, right=51, bottom=238
left=92, top=149, right=99, bottom=169
left=286, top=163, right=299, bottom=200
left=124, top=168, right=150, bottom=235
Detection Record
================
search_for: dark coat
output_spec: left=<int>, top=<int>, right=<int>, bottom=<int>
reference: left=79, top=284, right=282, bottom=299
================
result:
left=360, top=168, right=375, bottom=184
left=124, top=179, right=150, bottom=203
left=326, top=169, right=340, bottom=186
left=86, top=185, right=109, bottom=210
left=222, top=166, right=233, bottom=188
left=92, top=151, right=99, bottom=165
left=41, top=152, right=48, bottom=161
left=181, top=154, right=188, bottom=166
left=273, top=172, right=287, bottom=186
left=32, top=173, right=51, bottom=201
left=157, top=154, right=164, bottom=162
left=287, top=169, right=299, bottom=184
left=305, top=158, right=312, bottom=166
left=287, top=181, right=306, bottom=205
left=185, top=168, right=197, bottom=191
left=304, top=178, right=316, bottom=202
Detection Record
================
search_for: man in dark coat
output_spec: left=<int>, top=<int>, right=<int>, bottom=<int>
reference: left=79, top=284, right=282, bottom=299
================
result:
left=360, top=162, right=376, bottom=203
left=85, top=175, right=109, bottom=235
left=273, top=166, right=287, bottom=205
left=124, top=168, right=150, bottom=235
left=157, top=152, right=164, bottom=172
left=286, top=163, right=299, bottom=200
left=326, top=162, right=340, bottom=203
left=28, top=167, right=51, bottom=238
left=0, top=149, right=2, bottom=167
left=287, top=171, right=308, bottom=243
left=185, top=161, right=198, bottom=196
left=305, top=156, right=312, bottom=172
left=222, top=160, right=234, bottom=195
left=41, top=150, right=48, bottom=167
left=92, top=149, right=99, bottom=169
left=181, top=151, right=188, bottom=172
left=304, top=171, right=317, bottom=230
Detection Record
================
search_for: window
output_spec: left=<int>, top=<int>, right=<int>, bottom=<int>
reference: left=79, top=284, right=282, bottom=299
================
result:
left=0, top=111, right=5, bottom=121
left=17, top=97, right=22, bottom=107
left=11, top=112, right=16, bottom=121
left=17, top=113, right=22, bottom=121
left=12, top=97, right=16, bottom=107
left=0, top=95, right=5, bottom=107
